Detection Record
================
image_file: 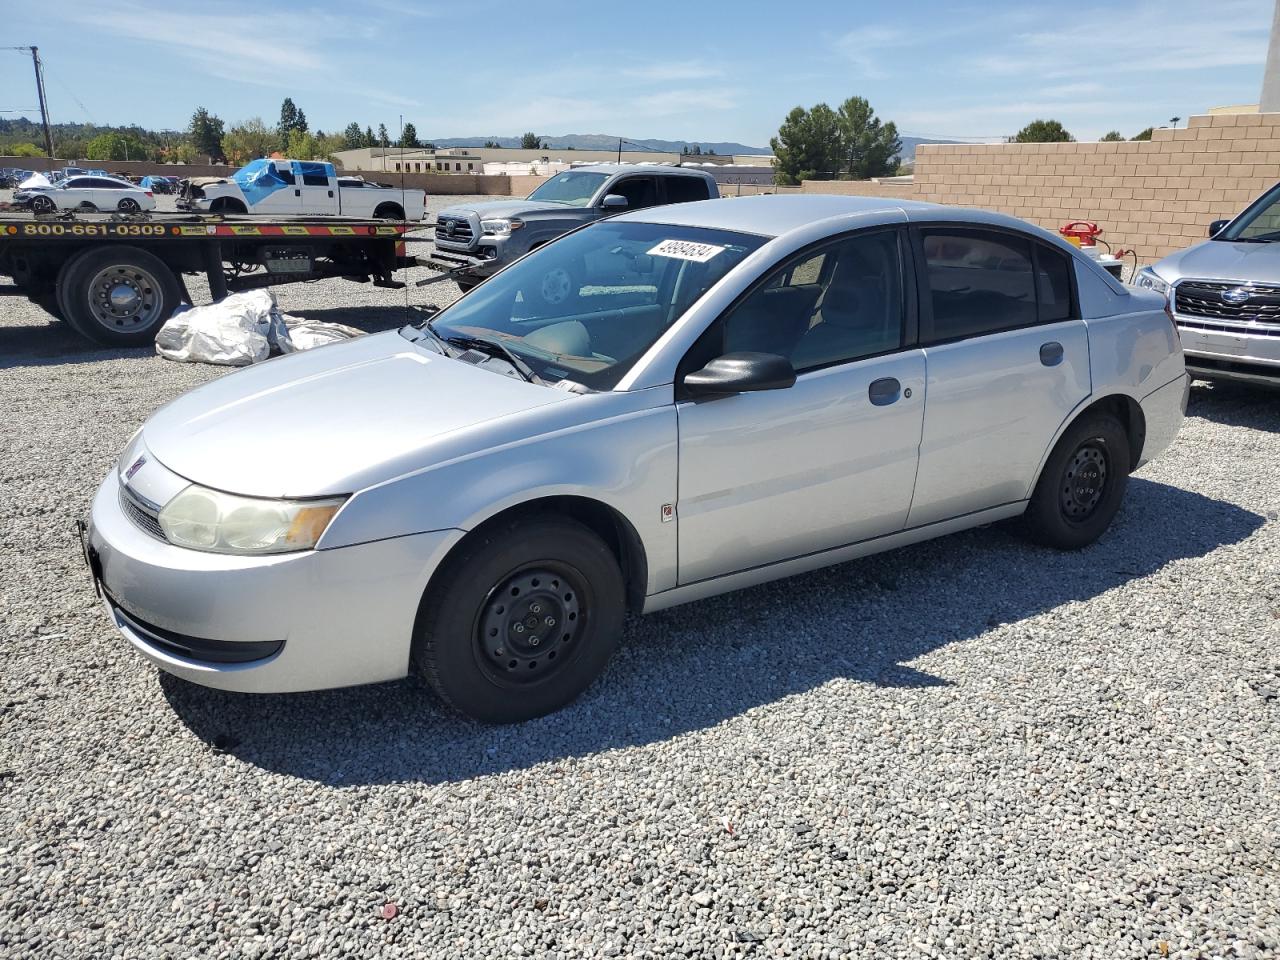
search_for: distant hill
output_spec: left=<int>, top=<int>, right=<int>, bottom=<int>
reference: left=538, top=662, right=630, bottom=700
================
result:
left=432, top=134, right=771, bottom=156
left=432, top=133, right=959, bottom=164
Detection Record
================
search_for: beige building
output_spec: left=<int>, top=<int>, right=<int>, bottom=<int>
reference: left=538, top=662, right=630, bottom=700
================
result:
left=333, top=145, right=683, bottom=173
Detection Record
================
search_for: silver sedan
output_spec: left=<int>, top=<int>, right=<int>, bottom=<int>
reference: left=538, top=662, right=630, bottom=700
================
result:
left=85, top=196, right=1188, bottom=721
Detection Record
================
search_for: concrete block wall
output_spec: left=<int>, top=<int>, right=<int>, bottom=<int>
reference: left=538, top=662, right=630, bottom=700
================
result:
left=801, top=113, right=1280, bottom=265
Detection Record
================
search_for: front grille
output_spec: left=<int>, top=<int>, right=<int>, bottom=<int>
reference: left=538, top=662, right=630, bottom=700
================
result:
left=434, top=216, right=474, bottom=246
left=119, top=484, right=167, bottom=542
left=1176, top=318, right=1280, bottom=339
left=1174, top=280, right=1280, bottom=326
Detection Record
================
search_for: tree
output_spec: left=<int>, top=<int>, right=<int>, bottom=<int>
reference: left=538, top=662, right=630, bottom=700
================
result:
left=770, top=103, right=843, bottom=185
left=188, top=107, right=225, bottom=160
left=342, top=122, right=363, bottom=149
left=364, top=125, right=376, bottom=147
left=315, top=132, right=346, bottom=163
left=520, top=131, right=540, bottom=149
left=1131, top=127, right=1153, bottom=141
left=285, top=128, right=318, bottom=160
left=1100, top=130, right=1125, bottom=142
left=1011, top=119, right=1074, bottom=143
left=377, top=124, right=389, bottom=148
left=483, top=139, right=501, bottom=149
left=222, top=118, right=276, bottom=164
left=8, top=142, right=44, bottom=157
left=834, top=96, right=900, bottom=179
left=400, top=122, right=419, bottom=148
left=277, top=98, right=308, bottom=148
left=85, top=131, right=148, bottom=161
left=170, top=141, right=200, bottom=164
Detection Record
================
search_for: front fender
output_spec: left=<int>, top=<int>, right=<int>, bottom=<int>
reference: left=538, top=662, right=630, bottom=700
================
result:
left=320, top=390, right=679, bottom=595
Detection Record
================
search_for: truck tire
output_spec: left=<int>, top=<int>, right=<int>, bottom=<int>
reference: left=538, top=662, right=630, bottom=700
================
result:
left=60, top=246, right=182, bottom=347
left=374, top=202, right=405, bottom=220
left=209, top=198, right=246, bottom=215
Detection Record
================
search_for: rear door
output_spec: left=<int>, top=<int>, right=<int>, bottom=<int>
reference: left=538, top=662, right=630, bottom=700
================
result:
left=906, top=226, right=1090, bottom=526
left=606, top=176, right=660, bottom=212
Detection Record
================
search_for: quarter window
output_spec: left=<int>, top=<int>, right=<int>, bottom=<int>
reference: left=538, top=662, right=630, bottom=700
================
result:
left=1035, top=245, right=1073, bottom=323
left=713, top=230, right=905, bottom=372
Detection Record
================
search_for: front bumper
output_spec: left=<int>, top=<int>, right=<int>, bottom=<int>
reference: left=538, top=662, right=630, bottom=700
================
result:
left=1176, top=320, right=1280, bottom=386
left=86, top=469, right=463, bottom=693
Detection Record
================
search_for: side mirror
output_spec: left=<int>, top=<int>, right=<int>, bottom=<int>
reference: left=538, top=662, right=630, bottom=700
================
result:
left=600, top=194, right=629, bottom=209
left=1209, top=219, right=1229, bottom=237
left=683, top=352, right=796, bottom=397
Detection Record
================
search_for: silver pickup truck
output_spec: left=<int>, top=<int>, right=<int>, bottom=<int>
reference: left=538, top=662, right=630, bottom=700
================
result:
left=1135, top=181, right=1280, bottom=388
left=429, top=164, right=719, bottom=306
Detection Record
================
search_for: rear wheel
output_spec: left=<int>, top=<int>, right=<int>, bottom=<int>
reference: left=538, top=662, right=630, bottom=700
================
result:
left=413, top=516, right=625, bottom=723
left=1024, top=413, right=1130, bottom=549
left=60, top=246, right=181, bottom=347
left=117, top=197, right=141, bottom=214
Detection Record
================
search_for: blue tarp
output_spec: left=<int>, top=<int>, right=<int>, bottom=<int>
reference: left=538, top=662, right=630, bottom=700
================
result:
left=232, top=159, right=290, bottom=206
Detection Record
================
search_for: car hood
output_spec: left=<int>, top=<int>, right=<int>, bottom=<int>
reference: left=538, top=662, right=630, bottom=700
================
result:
left=141, top=331, right=568, bottom=498
left=438, top=198, right=581, bottom=220
left=1153, top=239, right=1280, bottom=285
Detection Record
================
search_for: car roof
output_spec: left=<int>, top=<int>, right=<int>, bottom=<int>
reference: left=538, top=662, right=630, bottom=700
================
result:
left=567, top=163, right=711, bottom=177
left=614, top=193, right=1060, bottom=240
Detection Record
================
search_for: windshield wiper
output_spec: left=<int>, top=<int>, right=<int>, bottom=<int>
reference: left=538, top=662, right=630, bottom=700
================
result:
left=431, top=323, right=542, bottom=384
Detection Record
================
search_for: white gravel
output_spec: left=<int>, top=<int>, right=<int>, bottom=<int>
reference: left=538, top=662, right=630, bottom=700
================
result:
left=1, top=193, right=1279, bottom=959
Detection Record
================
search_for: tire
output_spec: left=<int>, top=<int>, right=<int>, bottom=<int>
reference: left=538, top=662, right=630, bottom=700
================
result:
left=1023, top=413, right=1130, bottom=550
left=209, top=198, right=246, bottom=215
left=30, top=194, right=55, bottom=215
left=117, top=197, right=141, bottom=214
left=413, top=516, right=626, bottom=723
left=374, top=202, right=405, bottom=220
left=60, top=246, right=181, bottom=347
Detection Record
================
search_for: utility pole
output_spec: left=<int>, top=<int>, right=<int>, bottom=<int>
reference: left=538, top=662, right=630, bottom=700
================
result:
left=29, top=46, right=54, bottom=159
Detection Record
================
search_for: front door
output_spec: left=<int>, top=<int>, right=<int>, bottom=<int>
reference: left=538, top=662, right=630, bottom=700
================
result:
left=675, top=229, right=925, bottom=584
left=906, top=226, right=1092, bottom=526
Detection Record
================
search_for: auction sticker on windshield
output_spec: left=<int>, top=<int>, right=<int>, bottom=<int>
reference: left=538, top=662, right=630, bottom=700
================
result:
left=647, top=239, right=725, bottom=262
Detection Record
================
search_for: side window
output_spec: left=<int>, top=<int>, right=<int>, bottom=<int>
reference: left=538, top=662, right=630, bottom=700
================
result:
left=610, top=177, right=658, bottom=210
left=664, top=176, right=711, bottom=204
left=276, top=165, right=296, bottom=185
left=715, top=230, right=904, bottom=372
left=94, top=178, right=125, bottom=189
left=1035, top=245, right=1074, bottom=323
left=919, top=229, right=1037, bottom=341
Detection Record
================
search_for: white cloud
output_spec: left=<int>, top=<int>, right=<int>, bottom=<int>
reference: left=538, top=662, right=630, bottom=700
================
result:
left=831, top=26, right=912, bottom=78
left=621, top=62, right=723, bottom=82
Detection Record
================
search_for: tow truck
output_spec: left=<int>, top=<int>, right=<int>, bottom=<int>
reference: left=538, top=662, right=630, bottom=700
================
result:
left=0, top=206, right=432, bottom=346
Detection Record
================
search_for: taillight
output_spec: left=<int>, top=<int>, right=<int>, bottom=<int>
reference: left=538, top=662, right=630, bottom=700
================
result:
left=145, top=191, right=153, bottom=198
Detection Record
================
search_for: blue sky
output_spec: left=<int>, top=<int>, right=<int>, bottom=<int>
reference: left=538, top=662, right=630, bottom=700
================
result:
left=2, top=0, right=1273, bottom=146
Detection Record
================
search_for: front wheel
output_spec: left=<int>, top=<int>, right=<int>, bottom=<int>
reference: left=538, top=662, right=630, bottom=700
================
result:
left=30, top=195, right=56, bottom=214
left=413, top=517, right=625, bottom=723
left=1023, top=413, right=1130, bottom=550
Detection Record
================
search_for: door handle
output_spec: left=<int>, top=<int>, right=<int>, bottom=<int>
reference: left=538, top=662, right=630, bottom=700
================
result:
left=1040, top=341, right=1064, bottom=366
left=294, top=189, right=301, bottom=196
left=327, top=190, right=334, bottom=198
left=868, top=377, right=901, bottom=406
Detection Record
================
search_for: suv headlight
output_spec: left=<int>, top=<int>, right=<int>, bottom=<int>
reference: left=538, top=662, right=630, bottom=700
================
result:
left=158, top=485, right=346, bottom=555
left=480, top=218, right=523, bottom=238
left=1133, top=267, right=1170, bottom=297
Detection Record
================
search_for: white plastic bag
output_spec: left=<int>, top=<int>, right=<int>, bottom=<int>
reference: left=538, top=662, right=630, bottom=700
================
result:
left=154, top=290, right=364, bottom=365
left=155, top=290, right=279, bottom=366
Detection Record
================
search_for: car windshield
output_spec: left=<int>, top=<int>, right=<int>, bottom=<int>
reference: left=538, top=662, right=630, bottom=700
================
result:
left=1219, top=183, right=1280, bottom=242
left=526, top=171, right=610, bottom=207
left=424, top=220, right=766, bottom=390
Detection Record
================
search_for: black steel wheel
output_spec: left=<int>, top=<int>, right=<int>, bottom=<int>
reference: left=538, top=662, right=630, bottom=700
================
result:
left=414, top=516, right=625, bottom=722
left=1024, top=413, right=1130, bottom=550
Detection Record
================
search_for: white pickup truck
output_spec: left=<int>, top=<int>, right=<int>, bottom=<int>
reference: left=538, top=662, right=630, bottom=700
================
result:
left=177, top=159, right=426, bottom=220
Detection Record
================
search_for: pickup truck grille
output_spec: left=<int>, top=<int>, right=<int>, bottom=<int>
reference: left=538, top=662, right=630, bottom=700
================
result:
left=435, top=216, right=474, bottom=247
left=1174, top=280, right=1280, bottom=327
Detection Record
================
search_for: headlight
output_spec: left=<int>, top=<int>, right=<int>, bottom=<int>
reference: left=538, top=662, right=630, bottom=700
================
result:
left=158, top=485, right=346, bottom=555
left=480, top=218, right=523, bottom=237
left=1133, top=267, right=1170, bottom=297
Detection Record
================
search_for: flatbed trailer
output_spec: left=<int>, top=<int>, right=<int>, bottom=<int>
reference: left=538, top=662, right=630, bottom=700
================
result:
left=0, top=208, right=430, bottom=346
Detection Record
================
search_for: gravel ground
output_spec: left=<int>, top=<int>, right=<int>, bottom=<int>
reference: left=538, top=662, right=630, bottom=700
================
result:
left=1, top=193, right=1279, bottom=959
